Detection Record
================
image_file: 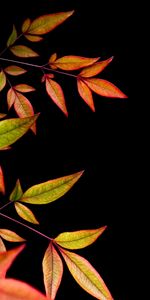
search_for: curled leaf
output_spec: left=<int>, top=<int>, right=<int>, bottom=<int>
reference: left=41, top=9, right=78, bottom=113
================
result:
left=14, top=84, right=35, bottom=93
left=14, top=202, right=39, bottom=224
left=10, top=45, right=39, bottom=58
left=9, top=179, right=23, bottom=201
left=0, top=238, right=6, bottom=252
left=21, top=18, right=31, bottom=33
left=77, top=79, right=95, bottom=112
left=0, top=71, right=6, bottom=92
left=0, top=229, right=25, bottom=242
left=53, top=56, right=100, bottom=71
left=0, top=166, right=5, bottom=195
left=24, top=34, right=43, bottom=42
left=4, top=65, right=27, bottom=76
left=79, top=57, right=114, bottom=77
left=7, top=25, right=17, bottom=47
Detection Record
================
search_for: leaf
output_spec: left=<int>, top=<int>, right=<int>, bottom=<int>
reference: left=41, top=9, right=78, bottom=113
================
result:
left=49, top=53, right=57, bottom=63
left=42, top=242, right=63, bottom=300
left=79, top=57, right=114, bottom=77
left=24, top=34, right=43, bottom=42
left=0, top=71, right=6, bottom=92
left=0, top=245, right=25, bottom=278
left=14, top=84, right=35, bottom=93
left=14, top=202, right=39, bottom=224
left=7, top=88, right=16, bottom=109
left=0, top=238, right=6, bottom=252
left=0, top=229, right=25, bottom=242
left=20, top=170, right=84, bottom=205
left=7, top=25, right=17, bottom=47
left=10, top=45, right=39, bottom=58
left=21, top=18, right=31, bottom=33
left=14, top=91, right=36, bottom=134
left=0, top=166, right=5, bottom=195
left=0, top=114, right=39, bottom=150
left=54, top=226, right=107, bottom=249
left=0, top=114, right=7, bottom=120
left=4, top=65, right=27, bottom=76
left=9, top=179, right=23, bottom=201
left=53, top=56, right=100, bottom=71
left=45, top=76, right=68, bottom=116
left=84, top=78, right=128, bottom=98
left=61, top=249, right=113, bottom=300
left=0, top=278, right=48, bottom=300
left=77, top=79, right=95, bottom=112
left=27, top=11, right=74, bottom=35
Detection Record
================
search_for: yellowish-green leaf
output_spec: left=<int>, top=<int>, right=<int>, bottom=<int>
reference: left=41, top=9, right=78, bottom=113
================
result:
left=7, top=25, right=17, bottom=47
left=10, top=45, right=39, bottom=58
left=9, top=179, right=23, bottom=201
left=0, top=238, right=6, bottom=252
left=55, top=226, right=107, bottom=249
left=0, top=229, right=25, bottom=242
left=0, top=71, right=6, bottom=92
left=79, top=57, right=114, bottom=77
left=42, top=243, right=63, bottom=300
left=21, top=18, right=31, bottom=33
left=20, top=170, right=84, bottom=205
left=53, top=56, right=100, bottom=71
left=14, top=202, right=39, bottom=224
left=27, top=11, right=74, bottom=35
left=0, top=245, right=25, bottom=278
left=77, top=79, right=95, bottom=112
left=14, top=84, right=35, bottom=93
left=61, top=249, right=113, bottom=300
left=4, top=65, right=27, bottom=76
left=25, top=34, right=43, bottom=42
left=7, top=88, right=16, bottom=109
left=0, top=114, right=7, bottom=120
left=0, top=114, right=39, bottom=150
left=0, top=166, right=5, bottom=195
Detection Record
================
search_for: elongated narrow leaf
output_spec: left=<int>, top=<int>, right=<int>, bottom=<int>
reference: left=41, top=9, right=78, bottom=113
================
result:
left=0, top=114, right=7, bottom=120
left=20, top=170, right=84, bottom=205
left=84, top=78, right=127, bottom=98
left=0, top=245, right=25, bottom=278
left=0, top=238, right=6, bottom=252
left=24, top=34, right=43, bottom=42
left=42, top=243, right=63, bottom=299
left=77, top=79, right=95, bottom=112
left=45, top=76, right=68, bottom=116
left=0, top=166, right=5, bottom=195
left=14, top=91, right=36, bottom=133
left=7, top=88, right=16, bottom=109
left=0, top=278, right=48, bottom=300
left=0, top=114, right=39, bottom=150
left=7, top=25, right=17, bottom=47
left=53, top=56, right=100, bottom=71
left=61, top=249, right=113, bottom=300
left=79, top=57, right=114, bottom=77
left=55, top=226, right=107, bottom=250
left=0, top=71, right=6, bottom=92
left=21, top=18, right=31, bottom=33
left=9, top=179, right=23, bottom=201
left=0, top=229, right=25, bottom=242
left=4, top=65, right=27, bottom=76
left=10, top=45, right=39, bottom=58
left=14, top=84, right=35, bottom=93
left=27, top=11, right=74, bottom=35
left=14, top=202, right=39, bottom=224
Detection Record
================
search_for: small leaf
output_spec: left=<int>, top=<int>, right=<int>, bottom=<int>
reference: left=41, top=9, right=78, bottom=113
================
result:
left=61, top=249, right=113, bottom=300
left=4, top=65, right=27, bottom=76
left=0, top=238, right=6, bottom=252
left=20, top=170, right=84, bottom=205
left=0, top=71, right=6, bottom=92
left=9, top=179, right=23, bottom=201
left=0, top=245, right=25, bottom=278
left=0, top=114, right=39, bottom=150
left=14, top=84, right=35, bottom=93
left=49, top=53, right=57, bottom=63
left=0, top=229, right=25, bottom=242
left=84, top=78, right=128, bottom=98
left=21, top=18, right=31, bottom=33
left=0, top=114, right=7, bottom=120
left=10, top=45, right=39, bottom=58
left=55, top=226, right=107, bottom=249
left=0, top=166, right=5, bottom=195
left=27, top=11, right=74, bottom=35
left=77, top=79, right=95, bottom=112
left=25, top=34, right=43, bottom=42
left=42, top=242, right=63, bottom=300
left=45, top=76, right=68, bottom=116
left=53, top=56, right=100, bottom=71
left=79, top=57, right=114, bottom=77
left=7, top=88, right=16, bottom=109
left=7, top=25, right=17, bottom=47
left=14, top=202, right=39, bottom=224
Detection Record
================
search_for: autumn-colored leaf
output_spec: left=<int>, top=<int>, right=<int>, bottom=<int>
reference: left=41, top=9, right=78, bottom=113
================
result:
left=27, top=11, right=74, bottom=35
left=53, top=56, right=100, bottom=71
left=0, top=114, right=39, bottom=150
left=4, top=65, right=27, bottom=76
left=55, top=226, right=107, bottom=249
left=45, top=76, right=68, bottom=116
left=0, top=229, right=25, bottom=242
left=61, top=249, right=113, bottom=300
left=0, top=238, right=6, bottom=252
left=42, top=242, right=63, bottom=300
left=0, top=245, right=25, bottom=278
left=7, top=88, right=16, bottom=109
left=21, top=18, right=31, bottom=33
left=14, top=202, right=39, bottom=224
left=25, top=34, right=43, bottom=42
left=7, top=25, right=17, bottom=47
left=0, top=166, right=5, bottom=195
left=20, top=170, right=84, bottom=205
left=0, top=71, right=6, bottom=92
left=9, top=179, right=23, bottom=201
left=79, top=57, right=114, bottom=77
left=49, top=53, right=57, bottom=63
left=14, top=84, right=35, bottom=93
left=84, top=78, right=127, bottom=98
left=0, top=114, right=7, bottom=120
left=10, top=45, right=39, bottom=58
left=77, top=79, right=95, bottom=112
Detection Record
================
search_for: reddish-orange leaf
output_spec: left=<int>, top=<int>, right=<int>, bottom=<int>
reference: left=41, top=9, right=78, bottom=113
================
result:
left=24, top=34, right=43, bottom=42
left=53, top=56, right=100, bottom=71
left=0, top=71, right=6, bottom=92
left=0, top=166, right=5, bottom=195
left=4, top=65, right=27, bottom=76
left=41, top=73, right=54, bottom=83
left=14, top=84, right=35, bottom=93
left=21, top=18, right=31, bottom=33
left=0, top=238, right=6, bottom=252
left=79, top=57, right=114, bottom=78
left=42, top=242, right=63, bottom=300
left=49, top=53, right=57, bottom=63
left=7, top=88, right=16, bottom=109
left=84, top=78, right=128, bottom=98
left=10, top=45, right=39, bottom=58
left=45, top=76, right=68, bottom=116
left=77, top=79, right=95, bottom=112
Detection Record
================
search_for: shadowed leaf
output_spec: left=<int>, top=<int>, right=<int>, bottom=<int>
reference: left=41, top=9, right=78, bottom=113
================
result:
left=0, top=166, right=5, bottom=195
left=21, top=18, right=31, bottom=33
left=0, top=238, right=6, bottom=252
left=0, top=71, right=6, bottom=92
left=0, top=114, right=7, bottom=120
left=9, top=179, right=23, bottom=201
left=0, top=245, right=25, bottom=278
left=10, top=45, right=39, bottom=58
left=49, top=53, right=57, bottom=63
left=79, top=57, right=114, bottom=77
left=14, top=84, right=35, bottom=93
left=25, top=34, right=43, bottom=42
left=0, top=229, right=25, bottom=242
left=7, top=25, right=17, bottom=47
left=14, top=202, right=39, bottom=224
left=53, top=56, right=100, bottom=71
left=77, top=79, right=95, bottom=112
left=4, top=65, right=27, bottom=76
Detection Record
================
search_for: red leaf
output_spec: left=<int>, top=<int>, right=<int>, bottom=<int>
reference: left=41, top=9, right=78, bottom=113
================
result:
left=53, top=56, right=100, bottom=71
left=79, top=57, right=114, bottom=77
left=0, top=245, right=25, bottom=278
left=77, top=79, right=95, bottom=112
left=0, top=166, right=5, bottom=195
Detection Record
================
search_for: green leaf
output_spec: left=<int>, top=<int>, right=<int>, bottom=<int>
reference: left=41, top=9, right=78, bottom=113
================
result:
left=10, top=45, right=39, bottom=58
left=7, top=25, right=17, bottom=47
left=14, top=202, right=39, bottom=224
left=20, top=170, right=84, bottom=205
left=9, top=179, right=23, bottom=201
left=0, top=71, right=6, bottom=92
left=0, top=229, right=25, bottom=242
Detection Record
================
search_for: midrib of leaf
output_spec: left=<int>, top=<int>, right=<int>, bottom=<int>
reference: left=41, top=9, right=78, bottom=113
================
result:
left=57, top=231, right=100, bottom=244
left=15, top=91, right=29, bottom=116
left=0, top=121, right=27, bottom=136
left=16, top=203, right=33, bottom=221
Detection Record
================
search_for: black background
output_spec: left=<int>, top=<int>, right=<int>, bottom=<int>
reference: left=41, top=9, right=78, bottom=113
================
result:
left=0, top=1, right=130, bottom=300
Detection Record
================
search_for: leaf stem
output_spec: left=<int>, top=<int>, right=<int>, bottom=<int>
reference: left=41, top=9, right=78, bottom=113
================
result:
left=0, top=201, right=13, bottom=211
left=0, top=33, right=24, bottom=57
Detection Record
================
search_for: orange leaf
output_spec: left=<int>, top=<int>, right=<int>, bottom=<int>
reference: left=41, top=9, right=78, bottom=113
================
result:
left=79, top=57, right=114, bottom=77
left=84, top=78, right=128, bottom=98
left=27, top=11, right=74, bottom=35
left=45, top=76, right=68, bottom=116
left=24, top=34, right=43, bottom=42
left=49, top=53, right=57, bottom=63
left=7, top=88, right=16, bottom=109
left=42, top=243, right=63, bottom=300
left=0, top=166, right=5, bottom=195
left=77, top=79, right=95, bottom=112
left=0, top=238, right=6, bottom=252
left=53, top=55, right=100, bottom=71
left=0, top=71, right=6, bottom=92
left=14, top=84, right=35, bottom=93
left=4, top=65, right=27, bottom=76
left=0, top=229, right=25, bottom=242
left=10, top=45, right=39, bottom=58
left=21, top=18, right=31, bottom=33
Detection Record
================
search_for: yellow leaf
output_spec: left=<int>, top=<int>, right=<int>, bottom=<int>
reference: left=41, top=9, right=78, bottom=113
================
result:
left=53, top=55, right=100, bottom=70
left=14, top=202, right=39, bottom=224
left=0, top=229, right=25, bottom=242
left=0, top=166, right=5, bottom=195
left=25, top=34, right=43, bottom=42
left=0, top=238, right=6, bottom=252
left=0, top=71, right=6, bottom=92
left=7, top=25, right=17, bottom=47
left=4, top=65, right=27, bottom=76
left=21, top=18, right=31, bottom=33
left=10, top=45, right=39, bottom=58
left=77, top=79, right=95, bottom=112
left=0, top=245, right=25, bottom=278
left=79, top=57, right=114, bottom=77
left=14, top=84, right=35, bottom=93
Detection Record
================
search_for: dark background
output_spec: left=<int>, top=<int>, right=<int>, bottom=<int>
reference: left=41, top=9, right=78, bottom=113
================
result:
left=0, top=1, right=130, bottom=299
